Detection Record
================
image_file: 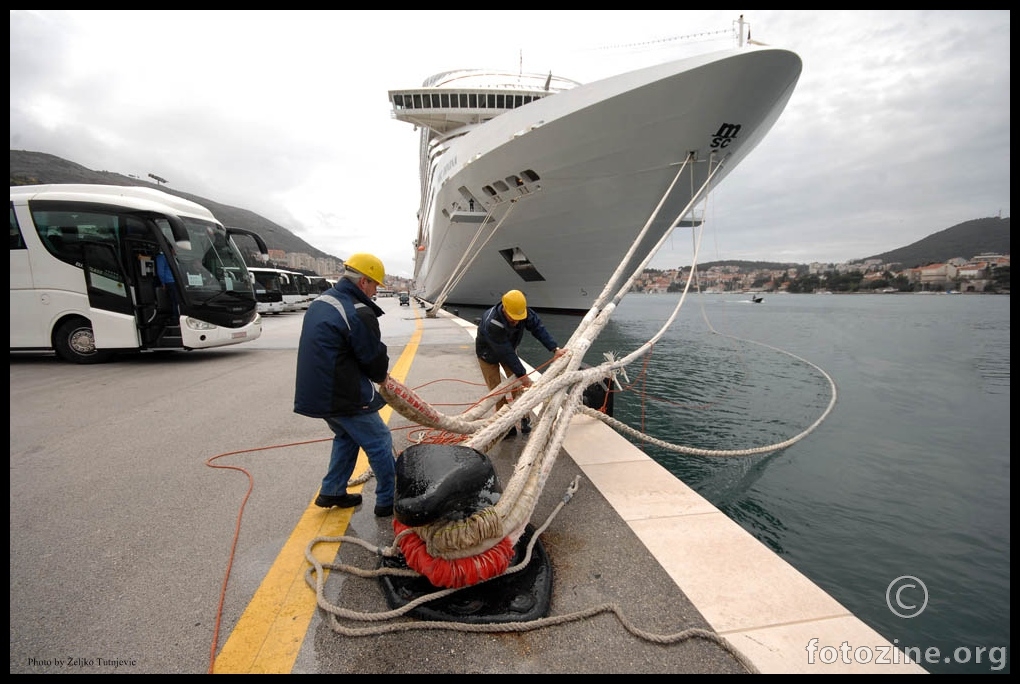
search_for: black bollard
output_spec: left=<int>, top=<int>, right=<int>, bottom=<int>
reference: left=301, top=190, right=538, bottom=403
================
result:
left=379, top=442, right=553, bottom=624
left=580, top=362, right=615, bottom=417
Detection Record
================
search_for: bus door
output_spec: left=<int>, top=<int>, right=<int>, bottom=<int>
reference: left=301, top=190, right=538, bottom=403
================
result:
left=122, top=235, right=180, bottom=346
left=81, top=241, right=141, bottom=350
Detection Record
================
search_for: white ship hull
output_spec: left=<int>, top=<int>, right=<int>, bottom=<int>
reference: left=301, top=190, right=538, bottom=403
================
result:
left=392, top=46, right=801, bottom=313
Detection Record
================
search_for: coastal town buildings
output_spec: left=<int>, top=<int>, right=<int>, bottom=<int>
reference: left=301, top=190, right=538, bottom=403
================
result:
left=631, top=253, right=1010, bottom=294
left=260, top=247, right=1008, bottom=297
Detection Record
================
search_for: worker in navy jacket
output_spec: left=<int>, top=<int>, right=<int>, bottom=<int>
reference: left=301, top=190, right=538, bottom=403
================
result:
left=293, top=253, right=395, bottom=517
left=475, top=289, right=566, bottom=437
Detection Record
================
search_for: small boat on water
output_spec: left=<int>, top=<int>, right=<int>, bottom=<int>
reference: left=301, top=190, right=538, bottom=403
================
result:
left=390, top=17, right=801, bottom=313
left=751, top=294, right=764, bottom=304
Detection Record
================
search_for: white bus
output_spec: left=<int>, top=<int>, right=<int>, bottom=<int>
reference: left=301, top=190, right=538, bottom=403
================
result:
left=247, top=267, right=287, bottom=315
left=288, top=271, right=315, bottom=310
left=306, top=275, right=331, bottom=297
left=10, top=184, right=269, bottom=363
left=248, top=267, right=305, bottom=312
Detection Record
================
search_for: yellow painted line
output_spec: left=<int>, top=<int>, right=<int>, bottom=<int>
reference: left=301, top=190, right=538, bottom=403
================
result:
left=213, top=304, right=424, bottom=673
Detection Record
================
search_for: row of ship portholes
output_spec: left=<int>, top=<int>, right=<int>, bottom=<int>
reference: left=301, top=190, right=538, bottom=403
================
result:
left=480, top=168, right=541, bottom=204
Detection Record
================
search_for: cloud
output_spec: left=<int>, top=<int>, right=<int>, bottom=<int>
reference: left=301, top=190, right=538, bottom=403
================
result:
left=10, top=10, right=1010, bottom=277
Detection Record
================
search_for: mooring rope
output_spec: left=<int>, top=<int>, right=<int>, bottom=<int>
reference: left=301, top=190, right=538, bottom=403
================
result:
left=373, top=145, right=838, bottom=561
left=324, top=606, right=759, bottom=674
left=303, top=474, right=760, bottom=673
left=311, top=146, right=833, bottom=675
left=428, top=196, right=524, bottom=317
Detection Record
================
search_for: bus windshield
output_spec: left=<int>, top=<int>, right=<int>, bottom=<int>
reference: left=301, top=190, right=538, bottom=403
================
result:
left=157, top=217, right=255, bottom=301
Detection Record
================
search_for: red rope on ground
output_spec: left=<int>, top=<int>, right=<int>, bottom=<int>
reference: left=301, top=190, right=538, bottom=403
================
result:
left=204, top=437, right=331, bottom=674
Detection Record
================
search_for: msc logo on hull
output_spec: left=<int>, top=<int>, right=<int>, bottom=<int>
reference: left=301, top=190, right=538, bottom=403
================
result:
left=710, top=123, right=742, bottom=149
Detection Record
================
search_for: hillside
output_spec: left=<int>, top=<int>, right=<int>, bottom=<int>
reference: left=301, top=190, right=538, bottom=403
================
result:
left=861, top=216, right=1009, bottom=267
left=692, top=216, right=1010, bottom=272
left=10, top=149, right=1010, bottom=268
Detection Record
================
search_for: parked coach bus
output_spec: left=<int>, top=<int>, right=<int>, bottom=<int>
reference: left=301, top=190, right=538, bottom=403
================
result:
left=10, top=184, right=269, bottom=363
left=306, top=275, right=332, bottom=297
left=248, top=267, right=305, bottom=312
left=247, top=267, right=287, bottom=315
left=288, top=271, right=315, bottom=310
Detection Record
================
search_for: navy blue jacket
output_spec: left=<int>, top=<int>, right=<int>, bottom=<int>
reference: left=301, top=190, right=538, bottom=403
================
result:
left=475, top=303, right=558, bottom=378
left=294, top=279, right=388, bottom=417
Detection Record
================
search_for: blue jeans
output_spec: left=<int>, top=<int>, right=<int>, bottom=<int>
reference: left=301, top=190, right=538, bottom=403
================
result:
left=322, top=412, right=395, bottom=508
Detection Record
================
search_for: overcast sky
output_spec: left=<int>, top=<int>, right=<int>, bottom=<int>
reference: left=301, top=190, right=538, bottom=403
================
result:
left=10, top=10, right=1010, bottom=278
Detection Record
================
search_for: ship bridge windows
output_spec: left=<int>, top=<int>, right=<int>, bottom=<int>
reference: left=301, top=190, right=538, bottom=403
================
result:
left=391, top=91, right=549, bottom=112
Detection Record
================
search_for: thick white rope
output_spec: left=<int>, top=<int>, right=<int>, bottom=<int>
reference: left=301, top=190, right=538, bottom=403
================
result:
left=326, top=149, right=832, bottom=674
left=376, top=144, right=838, bottom=576
left=383, top=151, right=754, bottom=549
left=428, top=196, right=529, bottom=316
left=302, top=475, right=759, bottom=672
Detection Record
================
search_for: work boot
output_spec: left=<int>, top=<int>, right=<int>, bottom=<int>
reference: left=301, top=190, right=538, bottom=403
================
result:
left=502, top=426, right=518, bottom=440
left=520, top=416, right=532, bottom=435
left=315, top=493, right=362, bottom=509
left=374, top=503, right=393, bottom=517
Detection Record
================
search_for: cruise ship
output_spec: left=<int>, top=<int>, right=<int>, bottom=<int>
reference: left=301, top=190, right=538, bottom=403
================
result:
left=389, top=25, right=802, bottom=313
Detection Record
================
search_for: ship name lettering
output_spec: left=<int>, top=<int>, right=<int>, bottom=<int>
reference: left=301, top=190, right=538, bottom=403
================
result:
left=438, top=156, right=458, bottom=184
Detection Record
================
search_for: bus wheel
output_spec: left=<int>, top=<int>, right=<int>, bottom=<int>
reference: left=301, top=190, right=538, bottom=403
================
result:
left=53, top=316, right=113, bottom=364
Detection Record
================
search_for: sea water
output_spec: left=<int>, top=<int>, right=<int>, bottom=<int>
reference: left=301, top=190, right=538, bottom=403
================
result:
left=460, top=292, right=1010, bottom=674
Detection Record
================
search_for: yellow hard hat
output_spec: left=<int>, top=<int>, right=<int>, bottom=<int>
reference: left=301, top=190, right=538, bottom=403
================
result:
left=344, top=253, right=385, bottom=285
left=501, top=289, right=528, bottom=320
